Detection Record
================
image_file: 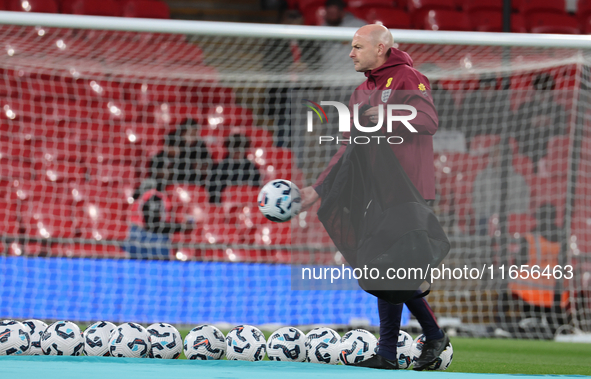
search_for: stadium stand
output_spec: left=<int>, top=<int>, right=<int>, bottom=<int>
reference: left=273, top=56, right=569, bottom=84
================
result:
left=527, top=12, right=581, bottom=34
left=421, top=9, right=471, bottom=31
left=64, top=0, right=121, bottom=17
left=518, top=0, right=566, bottom=15
left=7, top=0, right=59, bottom=13
left=121, top=0, right=171, bottom=19
left=364, top=8, right=411, bottom=28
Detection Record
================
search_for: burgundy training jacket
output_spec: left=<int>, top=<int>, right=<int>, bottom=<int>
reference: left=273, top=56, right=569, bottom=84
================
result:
left=314, top=47, right=438, bottom=200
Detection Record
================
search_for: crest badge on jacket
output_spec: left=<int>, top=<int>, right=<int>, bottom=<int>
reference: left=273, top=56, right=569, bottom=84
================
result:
left=381, top=89, right=392, bottom=103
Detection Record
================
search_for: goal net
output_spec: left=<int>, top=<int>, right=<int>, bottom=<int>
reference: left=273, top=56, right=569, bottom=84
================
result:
left=0, top=13, right=589, bottom=338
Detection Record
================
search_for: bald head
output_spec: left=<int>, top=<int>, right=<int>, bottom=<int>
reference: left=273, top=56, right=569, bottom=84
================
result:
left=349, top=24, right=394, bottom=72
left=357, top=24, right=394, bottom=49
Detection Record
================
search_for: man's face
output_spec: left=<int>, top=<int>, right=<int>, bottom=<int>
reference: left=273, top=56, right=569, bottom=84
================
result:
left=349, top=34, right=379, bottom=72
left=325, top=5, right=344, bottom=26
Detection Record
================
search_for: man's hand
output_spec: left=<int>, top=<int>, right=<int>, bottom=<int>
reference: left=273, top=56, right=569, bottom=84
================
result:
left=362, top=106, right=382, bottom=124
left=300, top=186, right=319, bottom=211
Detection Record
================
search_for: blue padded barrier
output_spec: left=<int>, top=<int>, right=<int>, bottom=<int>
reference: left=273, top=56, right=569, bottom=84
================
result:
left=0, top=257, right=409, bottom=326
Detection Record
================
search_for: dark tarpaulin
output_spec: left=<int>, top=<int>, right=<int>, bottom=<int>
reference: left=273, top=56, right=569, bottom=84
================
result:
left=316, top=132, right=450, bottom=304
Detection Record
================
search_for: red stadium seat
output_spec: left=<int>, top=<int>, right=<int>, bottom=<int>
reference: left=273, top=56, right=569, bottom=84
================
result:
left=194, top=86, right=236, bottom=108
left=205, top=105, right=254, bottom=129
left=519, top=0, right=565, bottom=14
left=65, top=0, right=121, bottom=16
left=39, top=161, right=87, bottom=183
left=0, top=199, right=19, bottom=236
left=247, top=147, right=303, bottom=184
left=408, top=0, right=456, bottom=27
left=302, top=5, right=326, bottom=25
left=32, top=78, right=125, bottom=101
left=421, top=9, right=471, bottom=31
left=120, top=123, right=168, bottom=149
left=221, top=185, right=261, bottom=205
left=71, top=183, right=130, bottom=241
left=365, top=8, right=412, bottom=28
left=348, top=0, right=396, bottom=7
left=201, top=224, right=242, bottom=245
left=124, top=82, right=201, bottom=104
left=511, top=13, right=527, bottom=33
left=468, top=10, right=501, bottom=32
left=0, top=157, right=34, bottom=180
left=0, top=119, right=19, bottom=136
left=152, top=41, right=205, bottom=66
left=31, top=138, right=89, bottom=163
left=90, top=137, right=144, bottom=164
left=463, top=0, right=502, bottom=12
left=7, top=0, right=58, bottom=13
left=121, top=0, right=170, bottom=18
left=167, top=184, right=210, bottom=208
left=527, top=12, right=580, bottom=34
left=254, top=222, right=291, bottom=246
left=0, top=135, right=32, bottom=159
left=153, top=104, right=201, bottom=128
left=59, top=121, right=119, bottom=142
left=468, top=11, right=526, bottom=32
left=87, top=162, right=138, bottom=185
left=580, top=0, right=591, bottom=22
left=0, top=98, right=43, bottom=122
left=7, top=181, right=71, bottom=215
left=93, top=101, right=155, bottom=123
left=19, top=119, right=67, bottom=140
left=20, top=200, right=76, bottom=239
left=298, top=0, right=325, bottom=11
left=408, top=0, right=456, bottom=12
left=199, top=106, right=256, bottom=159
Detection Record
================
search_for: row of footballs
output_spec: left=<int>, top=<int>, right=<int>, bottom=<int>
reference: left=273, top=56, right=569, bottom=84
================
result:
left=0, top=319, right=452, bottom=370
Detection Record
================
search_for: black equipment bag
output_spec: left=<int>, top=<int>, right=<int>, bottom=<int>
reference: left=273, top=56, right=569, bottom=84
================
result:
left=316, top=132, right=450, bottom=304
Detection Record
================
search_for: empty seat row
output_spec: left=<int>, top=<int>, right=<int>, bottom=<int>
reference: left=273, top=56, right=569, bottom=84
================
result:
left=299, top=0, right=588, bottom=33
left=0, top=0, right=170, bottom=19
left=295, top=0, right=577, bottom=15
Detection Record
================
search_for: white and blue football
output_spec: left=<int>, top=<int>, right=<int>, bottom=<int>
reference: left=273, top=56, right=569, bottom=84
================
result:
left=147, top=323, right=182, bottom=359
left=109, top=322, right=151, bottom=358
left=225, top=325, right=266, bottom=361
left=396, top=331, right=414, bottom=369
left=41, top=321, right=84, bottom=356
left=0, top=320, right=30, bottom=356
left=339, top=329, right=378, bottom=365
left=305, top=327, right=341, bottom=365
left=184, top=325, right=226, bottom=360
left=22, top=319, right=47, bottom=356
left=267, top=326, right=306, bottom=362
left=83, top=321, right=116, bottom=356
left=257, top=179, right=301, bottom=223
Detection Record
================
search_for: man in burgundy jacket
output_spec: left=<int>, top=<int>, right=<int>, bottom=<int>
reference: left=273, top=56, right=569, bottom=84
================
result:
left=301, top=24, right=449, bottom=370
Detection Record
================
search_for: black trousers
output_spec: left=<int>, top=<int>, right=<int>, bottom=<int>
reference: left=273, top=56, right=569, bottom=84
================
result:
left=377, top=199, right=442, bottom=361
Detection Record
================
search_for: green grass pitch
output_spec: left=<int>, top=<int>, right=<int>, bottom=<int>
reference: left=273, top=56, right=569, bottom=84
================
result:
left=178, top=329, right=591, bottom=375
